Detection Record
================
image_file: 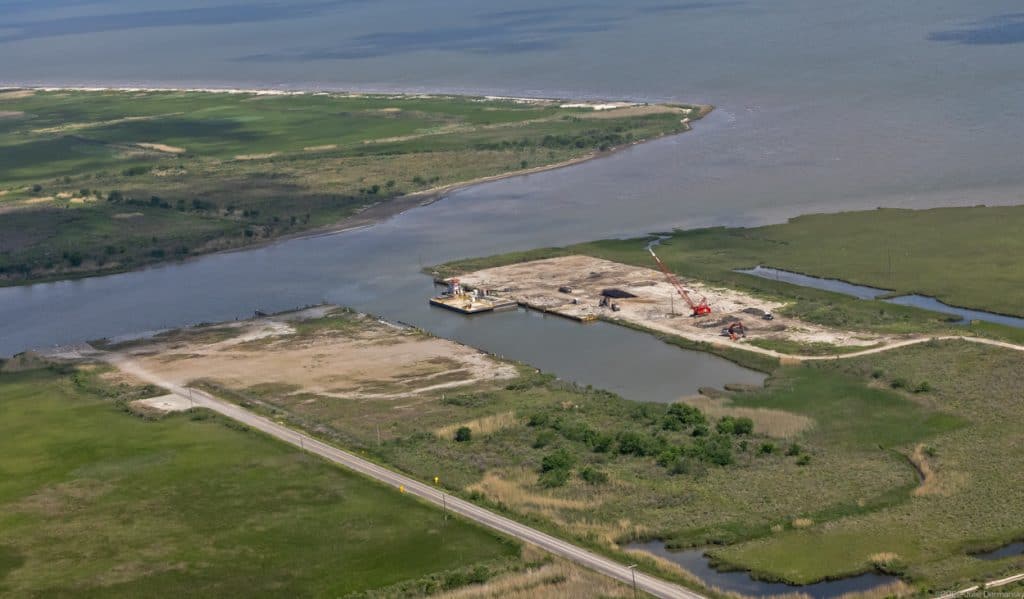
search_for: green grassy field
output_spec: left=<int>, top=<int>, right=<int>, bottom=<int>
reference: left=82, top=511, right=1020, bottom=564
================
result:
left=0, top=89, right=698, bottom=284
left=0, top=366, right=521, bottom=597
left=712, top=341, right=1024, bottom=591
left=169, top=308, right=1024, bottom=594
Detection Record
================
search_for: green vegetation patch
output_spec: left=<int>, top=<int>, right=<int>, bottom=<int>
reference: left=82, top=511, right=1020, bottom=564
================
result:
left=710, top=340, right=1024, bottom=590
left=0, top=90, right=698, bottom=284
left=0, top=367, right=518, bottom=597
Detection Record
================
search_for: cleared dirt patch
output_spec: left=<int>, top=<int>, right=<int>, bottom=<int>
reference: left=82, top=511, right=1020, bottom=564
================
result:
left=134, top=142, right=186, bottom=154
left=129, top=394, right=192, bottom=415
left=456, top=255, right=895, bottom=354
left=0, top=111, right=25, bottom=119
left=30, top=113, right=181, bottom=135
left=121, top=310, right=516, bottom=403
left=233, top=152, right=278, bottom=160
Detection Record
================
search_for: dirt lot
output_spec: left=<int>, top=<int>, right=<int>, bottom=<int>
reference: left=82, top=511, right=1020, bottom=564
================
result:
left=455, top=255, right=896, bottom=354
left=114, top=308, right=517, bottom=403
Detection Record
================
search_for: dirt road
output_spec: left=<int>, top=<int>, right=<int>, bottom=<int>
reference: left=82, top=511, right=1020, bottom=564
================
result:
left=107, top=355, right=705, bottom=599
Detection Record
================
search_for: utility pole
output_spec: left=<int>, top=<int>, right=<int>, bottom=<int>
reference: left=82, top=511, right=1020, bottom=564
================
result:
left=627, top=564, right=638, bottom=598
left=188, top=387, right=194, bottom=409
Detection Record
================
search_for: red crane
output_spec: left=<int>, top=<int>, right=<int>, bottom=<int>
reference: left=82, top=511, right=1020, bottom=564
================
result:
left=648, top=247, right=712, bottom=316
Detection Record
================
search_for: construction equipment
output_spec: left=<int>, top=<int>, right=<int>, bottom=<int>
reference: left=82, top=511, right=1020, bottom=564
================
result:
left=648, top=248, right=712, bottom=316
left=721, top=321, right=746, bottom=341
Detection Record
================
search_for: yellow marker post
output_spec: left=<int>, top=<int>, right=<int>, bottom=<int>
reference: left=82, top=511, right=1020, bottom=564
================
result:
left=433, top=476, right=439, bottom=485
left=399, top=485, right=405, bottom=494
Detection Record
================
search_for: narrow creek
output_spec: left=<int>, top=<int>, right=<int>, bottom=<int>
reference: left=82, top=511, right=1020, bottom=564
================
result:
left=737, top=266, right=1024, bottom=329
left=626, top=541, right=898, bottom=599
left=972, top=541, right=1024, bottom=561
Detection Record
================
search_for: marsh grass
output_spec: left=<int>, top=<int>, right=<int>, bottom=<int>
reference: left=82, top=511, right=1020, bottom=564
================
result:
left=0, top=367, right=520, bottom=596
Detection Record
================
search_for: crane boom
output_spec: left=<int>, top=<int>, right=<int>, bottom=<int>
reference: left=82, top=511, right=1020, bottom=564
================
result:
left=648, top=247, right=712, bottom=316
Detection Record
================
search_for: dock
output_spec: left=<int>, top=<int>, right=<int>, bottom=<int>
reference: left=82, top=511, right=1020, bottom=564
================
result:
left=429, top=278, right=518, bottom=314
left=428, top=294, right=517, bottom=314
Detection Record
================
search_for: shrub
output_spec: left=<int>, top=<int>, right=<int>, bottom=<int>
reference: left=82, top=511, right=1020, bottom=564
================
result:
left=538, top=468, right=570, bottom=488
left=533, top=430, right=555, bottom=449
left=579, top=466, right=609, bottom=485
left=527, top=412, right=549, bottom=427
left=759, top=442, right=776, bottom=455
left=454, top=427, right=472, bottom=442
left=617, top=431, right=662, bottom=456
left=716, top=416, right=753, bottom=435
left=891, top=377, right=910, bottom=389
left=691, top=424, right=709, bottom=437
left=662, top=453, right=695, bottom=475
left=591, top=433, right=614, bottom=453
left=785, top=443, right=802, bottom=456
left=700, top=434, right=734, bottom=466
left=733, top=417, right=754, bottom=435
left=555, top=419, right=598, bottom=445
left=914, top=381, right=932, bottom=393
left=666, top=403, right=706, bottom=427
left=796, top=454, right=812, bottom=466
left=541, top=449, right=575, bottom=472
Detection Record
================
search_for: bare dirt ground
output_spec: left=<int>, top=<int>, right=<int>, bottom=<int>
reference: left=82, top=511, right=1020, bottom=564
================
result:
left=455, top=256, right=898, bottom=355
left=115, top=308, right=517, bottom=403
left=134, top=142, right=186, bottom=154
left=129, top=394, right=191, bottom=414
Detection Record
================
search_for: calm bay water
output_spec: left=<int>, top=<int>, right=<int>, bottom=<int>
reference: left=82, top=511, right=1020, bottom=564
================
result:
left=2, top=0, right=1023, bottom=396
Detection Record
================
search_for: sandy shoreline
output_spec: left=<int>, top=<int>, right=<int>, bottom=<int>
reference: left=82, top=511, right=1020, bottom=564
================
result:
left=1, top=83, right=704, bottom=108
